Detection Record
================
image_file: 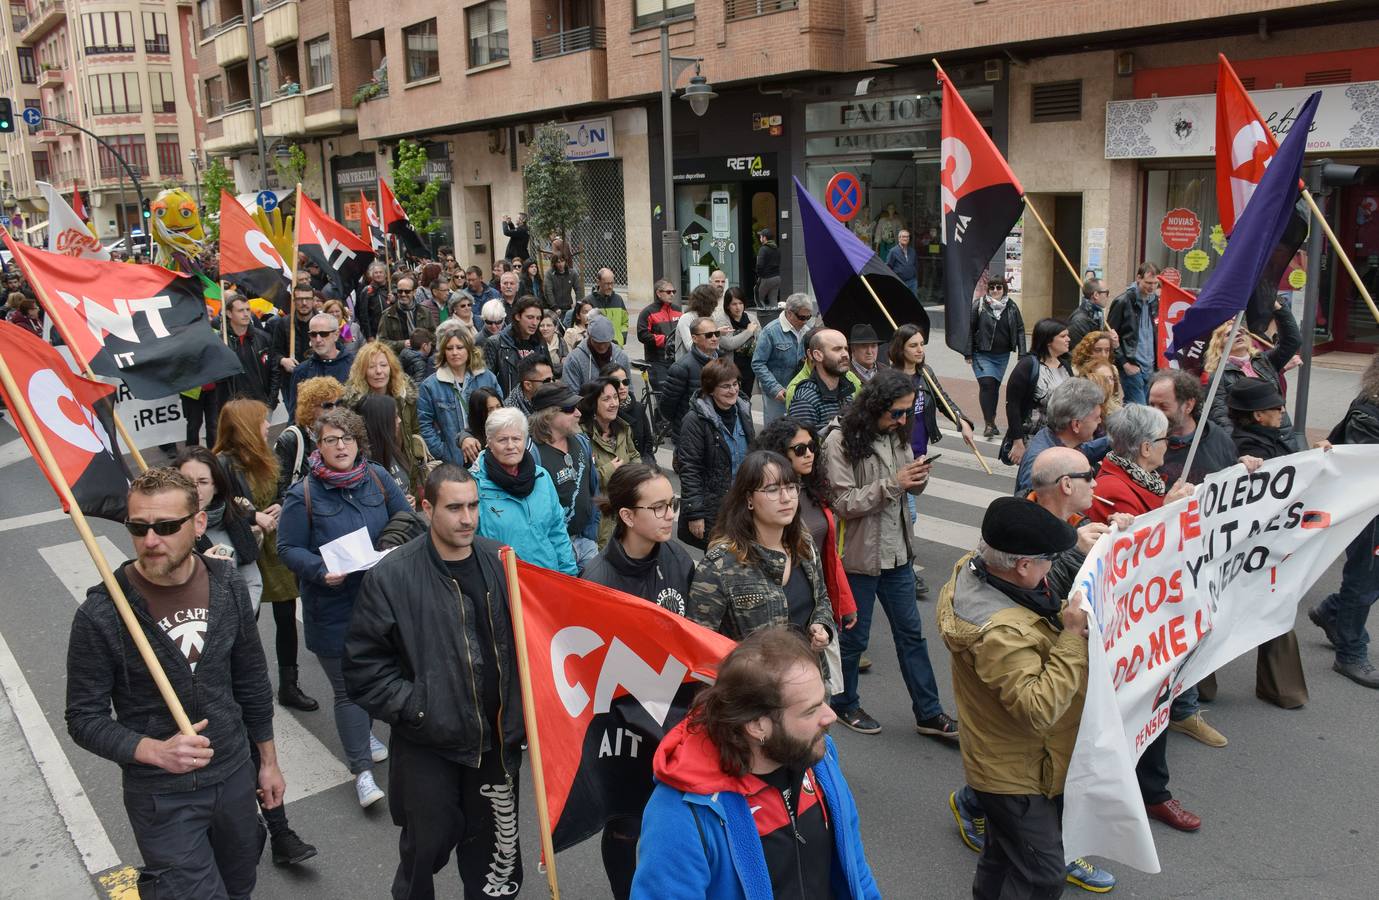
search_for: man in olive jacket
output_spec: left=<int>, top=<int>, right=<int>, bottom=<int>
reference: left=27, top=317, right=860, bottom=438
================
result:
left=344, top=463, right=524, bottom=900
left=937, top=497, right=1089, bottom=899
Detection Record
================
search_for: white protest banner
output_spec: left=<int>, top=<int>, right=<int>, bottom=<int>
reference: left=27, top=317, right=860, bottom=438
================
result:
left=1062, top=446, right=1379, bottom=872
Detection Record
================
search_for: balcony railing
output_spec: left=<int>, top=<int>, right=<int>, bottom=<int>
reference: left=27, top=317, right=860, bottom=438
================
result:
left=85, top=43, right=135, bottom=55
left=724, top=0, right=796, bottom=21
left=145, top=37, right=169, bottom=54
left=532, top=26, right=605, bottom=61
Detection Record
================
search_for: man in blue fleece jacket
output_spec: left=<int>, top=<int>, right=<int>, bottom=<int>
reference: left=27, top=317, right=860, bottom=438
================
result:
left=633, top=627, right=880, bottom=900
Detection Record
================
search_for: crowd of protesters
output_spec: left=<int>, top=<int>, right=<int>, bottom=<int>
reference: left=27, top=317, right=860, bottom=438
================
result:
left=44, top=231, right=1379, bottom=900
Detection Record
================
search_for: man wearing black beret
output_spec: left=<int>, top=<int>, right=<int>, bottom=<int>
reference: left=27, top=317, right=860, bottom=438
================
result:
left=938, top=498, right=1101, bottom=898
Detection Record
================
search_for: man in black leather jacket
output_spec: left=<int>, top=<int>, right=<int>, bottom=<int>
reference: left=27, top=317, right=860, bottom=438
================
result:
left=345, top=464, right=524, bottom=900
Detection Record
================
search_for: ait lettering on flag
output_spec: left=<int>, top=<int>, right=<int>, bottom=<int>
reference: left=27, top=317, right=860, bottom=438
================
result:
left=1063, top=448, right=1379, bottom=873
left=506, top=553, right=735, bottom=851
left=378, top=179, right=431, bottom=260
left=218, top=191, right=293, bottom=311
left=2, top=231, right=244, bottom=399
left=0, top=321, right=130, bottom=520
left=296, top=193, right=374, bottom=300
left=37, top=182, right=108, bottom=260
left=1155, top=280, right=1205, bottom=373
left=938, top=64, right=1025, bottom=354
left=360, top=191, right=387, bottom=256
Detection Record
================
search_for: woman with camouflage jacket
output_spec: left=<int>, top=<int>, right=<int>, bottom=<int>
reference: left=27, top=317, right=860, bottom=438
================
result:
left=686, top=450, right=834, bottom=648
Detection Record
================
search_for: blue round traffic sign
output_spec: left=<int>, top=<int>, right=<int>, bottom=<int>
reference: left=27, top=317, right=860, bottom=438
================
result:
left=825, top=172, right=862, bottom=222
left=256, top=190, right=278, bottom=212
left=21, top=107, right=42, bottom=127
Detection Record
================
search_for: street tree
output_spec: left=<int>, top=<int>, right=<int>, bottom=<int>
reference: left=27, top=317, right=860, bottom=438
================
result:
left=391, top=139, right=442, bottom=235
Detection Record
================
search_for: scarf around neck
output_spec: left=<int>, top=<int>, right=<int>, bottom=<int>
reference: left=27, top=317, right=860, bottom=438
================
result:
left=204, top=499, right=226, bottom=530
left=982, top=295, right=1010, bottom=318
left=1106, top=451, right=1166, bottom=496
left=974, top=557, right=1062, bottom=626
left=484, top=447, right=538, bottom=498
left=308, top=449, right=370, bottom=489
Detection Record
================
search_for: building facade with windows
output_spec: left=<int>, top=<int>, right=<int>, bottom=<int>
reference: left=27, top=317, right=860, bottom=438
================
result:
left=0, top=0, right=201, bottom=245
left=195, top=0, right=373, bottom=220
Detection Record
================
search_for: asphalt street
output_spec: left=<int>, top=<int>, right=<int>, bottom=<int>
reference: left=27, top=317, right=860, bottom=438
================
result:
left=0, top=321, right=1375, bottom=898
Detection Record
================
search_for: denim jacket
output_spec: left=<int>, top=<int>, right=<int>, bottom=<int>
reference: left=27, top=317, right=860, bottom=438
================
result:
left=750, top=317, right=805, bottom=398
left=417, top=366, right=500, bottom=465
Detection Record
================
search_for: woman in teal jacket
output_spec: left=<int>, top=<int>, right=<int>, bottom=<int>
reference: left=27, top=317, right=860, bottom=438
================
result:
left=470, top=406, right=578, bottom=575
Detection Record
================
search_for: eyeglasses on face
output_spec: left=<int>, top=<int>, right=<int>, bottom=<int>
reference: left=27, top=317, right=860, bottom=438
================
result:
left=887, top=406, right=912, bottom=420
left=754, top=482, right=801, bottom=499
left=1059, top=470, right=1096, bottom=482
left=787, top=441, right=816, bottom=457
left=525, top=375, right=555, bottom=385
left=715, top=380, right=741, bottom=392
left=398, top=289, right=414, bottom=295
left=657, top=289, right=675, bottom=295
left=320, top=434, right=358, bottom=448
left=124, top=513, right=195, bottom=537
left=610, top=378, right=630, bottom=387
left=308, top=330, right=335, bottom=338
left=630, top=497, right=681, bottom=518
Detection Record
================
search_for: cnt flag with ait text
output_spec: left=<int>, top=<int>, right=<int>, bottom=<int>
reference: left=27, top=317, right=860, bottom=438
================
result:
left=506, top=552, right=736, bottom=851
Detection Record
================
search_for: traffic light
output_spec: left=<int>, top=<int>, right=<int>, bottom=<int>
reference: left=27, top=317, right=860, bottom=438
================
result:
left=141, top=197, right=151, bottom=221
left=0, top=99, right=13, bottom=133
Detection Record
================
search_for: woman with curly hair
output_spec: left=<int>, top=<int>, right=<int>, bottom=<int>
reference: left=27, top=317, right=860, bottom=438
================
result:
left=1082, top=360, right=1123, bottom=430
left=1201, top=300, right=1302, bottom=436
left=274, top=375, right=345, bottom=496
left=343, top=341, right=421, bottom=489
left=1070, top=329, right=1115, bottom=376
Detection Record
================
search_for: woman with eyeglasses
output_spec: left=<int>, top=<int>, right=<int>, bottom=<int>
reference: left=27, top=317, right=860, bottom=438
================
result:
left=688, top=450, right=834, bottom=648
left=444, top=294, right=479, bottom=339
left=1003, top=317, right=1074, bottom=466
left=1087, top=404, right=1194, bottom=523
left=417, top=321, right=500, bottom=467
left=578, top=463, right=693, bottom=900
left=343, top=341, right=422, bottom=491
left=676, top=357, right=756, bottom=550
left=965, top=277, right=1027, bottom=439
left=579, top=377, right=639, bottom=548
left=599, top=362, right=655, bottom=464
left=274, top=376, right=345, bottom=495
left=277, top=407, right=412, bottom=811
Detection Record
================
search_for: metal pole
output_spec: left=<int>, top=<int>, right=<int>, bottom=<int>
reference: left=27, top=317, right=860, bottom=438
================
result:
left=659, top=25, right=681, bottom=294
left=1293, top=166, right=1328, bottom=440
left=243, top=0, right=270, bottom=192
left=38, top=114, right=142, bottom=253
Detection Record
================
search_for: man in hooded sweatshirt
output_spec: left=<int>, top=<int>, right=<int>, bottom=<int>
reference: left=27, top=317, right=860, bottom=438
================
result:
left=633, top=626, right=880, bottom=900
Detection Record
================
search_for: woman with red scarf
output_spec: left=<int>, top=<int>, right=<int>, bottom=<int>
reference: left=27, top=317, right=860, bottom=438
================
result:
left=278, top=407, right=411, bottom=811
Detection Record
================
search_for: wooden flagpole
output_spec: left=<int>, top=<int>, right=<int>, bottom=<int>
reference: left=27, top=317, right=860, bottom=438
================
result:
left=1300, top=188, right=1379, bottom=327
left=859, top=275, right=994, bottom=475
left=1181, top=312, right=1244, bottom=481
left=502, top=547, right=561, bottom=899
left=0, top=347, right=194, bottom=736
left=13, top=242, right=149, bottom=472
left=220, top=280, right=229, bottom=344
left=289, top=183, right=302, bottom=362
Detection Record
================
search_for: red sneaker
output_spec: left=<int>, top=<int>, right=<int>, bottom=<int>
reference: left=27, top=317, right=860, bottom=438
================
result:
left=1146, top=799, right=1201, bottom=832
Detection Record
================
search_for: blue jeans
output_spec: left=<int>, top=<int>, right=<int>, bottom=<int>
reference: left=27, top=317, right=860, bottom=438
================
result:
left=1316, top=515, right=1379, bottom=665
left=1170, top=685, right=1199, bottom=721
left=1121, top=366, right=1151, bottom=405
left=833, top=564, right=944, bottom=722
left=316, top=653, right=375, bottom=775
left=571, top=535, right=599, bottom=567
left=763, top=394, right=787, bottom=425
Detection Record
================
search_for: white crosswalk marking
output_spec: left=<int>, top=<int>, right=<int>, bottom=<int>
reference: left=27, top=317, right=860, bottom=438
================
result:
left=39, top=540, right=352, bottom=804
left=0, top=436, right=34, bottom=469
left=0, top=507, right=67, bottom=533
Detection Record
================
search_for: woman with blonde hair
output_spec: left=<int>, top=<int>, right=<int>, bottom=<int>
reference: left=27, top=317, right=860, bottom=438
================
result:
left=417, top=320, right=500, bottom=465
left=1070, top=329, right=1115, bottom=377
left=1082, top=360, right=1123, bottom=430
left=1201, top=299, right=1302, bottom=435
left=275, top=375, right=345, bottom=495
left=343, top=340, right=422, bottom=489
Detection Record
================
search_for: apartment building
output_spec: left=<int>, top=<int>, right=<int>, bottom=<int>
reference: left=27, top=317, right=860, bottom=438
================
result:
left=0, top=0, right=201, bottom=244
left=195, top=0, right=373, bottom=225
left=340, top=3, right=1377, bottom=353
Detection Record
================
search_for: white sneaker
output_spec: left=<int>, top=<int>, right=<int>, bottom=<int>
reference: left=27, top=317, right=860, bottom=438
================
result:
left=355, top=771, right=384, bottom=808
left=369, top=733, right=388, bottom=763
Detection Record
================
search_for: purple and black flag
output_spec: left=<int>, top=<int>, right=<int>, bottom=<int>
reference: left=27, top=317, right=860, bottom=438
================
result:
left=1169, top=91, right=1319, bottom=354
left=793, top=176, right=930, bottom=343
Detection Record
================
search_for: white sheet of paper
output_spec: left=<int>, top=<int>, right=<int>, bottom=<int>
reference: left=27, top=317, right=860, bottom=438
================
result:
left=319, top=527, right=389, bottom=575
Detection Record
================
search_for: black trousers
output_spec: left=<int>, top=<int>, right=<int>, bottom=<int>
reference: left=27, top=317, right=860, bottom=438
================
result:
left=388, top=736, right=523, bottom=900
left=1136, top=731, right=1171, bottom=805
left=181, top=388, right=224, bottom=447
left=971, top=791, right=1065, bottom=900
left=122, top=760, right=266, bottom=900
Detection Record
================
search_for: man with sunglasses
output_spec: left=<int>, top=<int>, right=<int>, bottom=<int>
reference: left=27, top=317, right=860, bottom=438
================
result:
left=661, top=316, right=723, bottom=428
left=286, top=312, right=355, bottom=413
left=634, top=279, right=682, bottom=394
left=1067, top=277, right=1119, bottom=354
left=937, top=497, right=1099, bottom=899
left=270, top=282, right=319, bottom=406
left=66, top=468, right=282, bottom=898
left=504, top=354, right=554, bottom=416
left=378, top=276, right=439, bottom=345
left=752, top=293, right=814, bottom=424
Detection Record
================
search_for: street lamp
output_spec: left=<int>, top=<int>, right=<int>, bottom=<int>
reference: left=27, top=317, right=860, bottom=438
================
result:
left=188, top=147, right=202, bottom=208
left=659, top=24, right=714, bottom=295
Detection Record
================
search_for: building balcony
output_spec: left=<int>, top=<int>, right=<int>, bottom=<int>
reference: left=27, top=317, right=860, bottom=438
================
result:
left=266, top=94, right=305, bottom=137
left=38, top=66, right=64, bottom=89
left=263, top=0, right=297, bottom=47
left=36, top=127, right=61, bottom=143
left=19, top=0, right=64, bottom=45
left=204, top=102, right=257, bottom=152
left=532, top=26, right=605, bottom=61
left=214, top=17, right=249, bottom=67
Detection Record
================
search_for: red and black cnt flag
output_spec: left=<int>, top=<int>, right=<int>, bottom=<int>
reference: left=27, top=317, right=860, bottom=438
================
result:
left=379, top=178, right=432, bottom=260
left=217, top=191, right=293, bottom=311
left=937, top=62, right=1025, bottom=355
left=0, top=320, right=131, bottom=520
left=296, top=193, right=375, bottom=300
left=3, top=231, right=243, bottom=399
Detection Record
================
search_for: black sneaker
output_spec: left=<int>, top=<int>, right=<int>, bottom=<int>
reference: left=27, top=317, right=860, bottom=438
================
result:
left=1308, top=605, right=1341, bottom=648
left=915, top=575, right=929, bottom=601
left=916, top=713, right=960, bottom=740
left=270, top=827, right=318, bottom=866
left=835, top=707, right=882, bottom=734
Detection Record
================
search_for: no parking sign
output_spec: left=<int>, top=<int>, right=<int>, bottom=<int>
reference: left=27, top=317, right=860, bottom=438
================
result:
left=825, top=172, right=862, bottom=223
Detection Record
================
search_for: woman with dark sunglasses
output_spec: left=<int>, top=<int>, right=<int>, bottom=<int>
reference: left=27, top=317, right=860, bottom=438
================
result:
left=600, top=361, right=656, bottom=463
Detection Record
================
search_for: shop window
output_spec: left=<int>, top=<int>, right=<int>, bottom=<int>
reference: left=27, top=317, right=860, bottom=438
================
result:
left=634, top=0, right=693, bottom=28
left=404, top=18, right=439, bottom=82
left=466, top=2, right=508, bottom=68
left=1030, top=80, right=1081, bottom=123
left=306, top=35, right=332, bottom=88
